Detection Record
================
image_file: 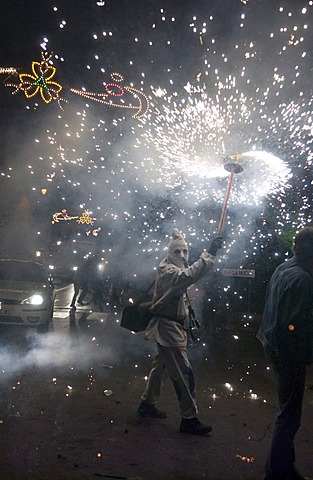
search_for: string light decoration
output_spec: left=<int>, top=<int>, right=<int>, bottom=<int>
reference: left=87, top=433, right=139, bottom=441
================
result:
left=52, top=209, right=97, bottom=225
left=3, top=55, right=149, bottom=118
left=52, top=209, right=74, bottom=223
left=86, top=227, right=102, bottom=236
left=0, top=67, right=17, bottom=75
left=70, top=72, right=150, bottom=118
left=5, top=51, right=66, bottom=109
left=77, top=210, right=97, bottom=225
left=236, top=454, right=255, bottom=463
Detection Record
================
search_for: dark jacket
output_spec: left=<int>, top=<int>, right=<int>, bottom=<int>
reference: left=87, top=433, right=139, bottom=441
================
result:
left=257, top=256, right=313, bottom=365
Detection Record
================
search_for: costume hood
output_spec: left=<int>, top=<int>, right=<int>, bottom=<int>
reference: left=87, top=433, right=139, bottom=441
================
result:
left=167, top=229, right=189, bottom=268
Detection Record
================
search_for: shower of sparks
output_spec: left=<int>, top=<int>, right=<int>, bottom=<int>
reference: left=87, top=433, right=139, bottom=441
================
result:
left=137, top=83, right=291, bottom=205
left=1, top=0, right=313, bottom=296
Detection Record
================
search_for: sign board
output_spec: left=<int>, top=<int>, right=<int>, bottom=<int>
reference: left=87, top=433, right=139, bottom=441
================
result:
left=221, top=268, right=255, bottom=278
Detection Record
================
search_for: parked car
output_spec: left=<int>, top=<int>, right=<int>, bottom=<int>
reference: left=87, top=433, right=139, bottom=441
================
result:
left=0, top=259, right=56, bottom=330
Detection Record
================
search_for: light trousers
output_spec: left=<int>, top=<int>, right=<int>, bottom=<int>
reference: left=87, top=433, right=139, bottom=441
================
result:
left=141, top=343, right=198, bottom=418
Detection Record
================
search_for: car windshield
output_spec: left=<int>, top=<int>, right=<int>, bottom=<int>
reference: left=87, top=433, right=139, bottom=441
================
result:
left=0, top=260, right=47, bottom=283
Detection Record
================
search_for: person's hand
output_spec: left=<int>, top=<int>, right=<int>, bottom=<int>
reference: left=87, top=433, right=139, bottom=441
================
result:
left=207, top=236, right=223, bottom=256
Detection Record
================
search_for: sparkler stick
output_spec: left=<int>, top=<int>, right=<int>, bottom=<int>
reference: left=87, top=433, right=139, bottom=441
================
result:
left=217, top=154, right=243, bottom=235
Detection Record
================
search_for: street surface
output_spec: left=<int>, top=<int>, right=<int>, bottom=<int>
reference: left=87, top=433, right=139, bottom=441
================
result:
left=0, top=285, right=313, bottom=480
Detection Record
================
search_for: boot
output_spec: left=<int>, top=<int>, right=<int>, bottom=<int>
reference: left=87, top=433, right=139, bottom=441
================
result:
left=137, top=401, right=167, bottom=418
left=179, top=417, right=212, bottom=435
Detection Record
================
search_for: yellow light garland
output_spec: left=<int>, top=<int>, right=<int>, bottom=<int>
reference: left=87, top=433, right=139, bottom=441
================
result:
left=3, top=54, right=149, bottom=118
left=5, top=51, right=66, bottom=109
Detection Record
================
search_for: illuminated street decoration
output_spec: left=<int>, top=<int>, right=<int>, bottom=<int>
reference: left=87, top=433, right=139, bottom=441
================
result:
left=86, top=227, right=102, bottom=236
left=77, top=210, right=97, bottom=225
left=0, top=67, right=17, bottom=75
left=236, top=454, right=254, bottom=463
left=5, top=51, right=66, bottom=108
left=52, top=209, right=75, bottom=223
left=70, top=72, right=150, bottom=118
left=52, top=209, right=96, bottom=225
left=4, top=54, right=149, bottom=118
left=51, top=209, right=100, bottom=236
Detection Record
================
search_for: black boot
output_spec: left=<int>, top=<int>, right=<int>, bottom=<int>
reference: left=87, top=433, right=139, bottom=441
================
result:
left=137, top=401, right=167, bottom=418
left=179, top=417, right=212, bottom=435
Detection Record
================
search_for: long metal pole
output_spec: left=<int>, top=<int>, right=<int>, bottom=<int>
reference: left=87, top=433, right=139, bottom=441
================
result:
left=217, top=169, right=235, bottom=236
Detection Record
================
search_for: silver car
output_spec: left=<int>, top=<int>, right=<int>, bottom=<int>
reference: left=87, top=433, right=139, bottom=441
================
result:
left=0, top=259, right=56, bottom=329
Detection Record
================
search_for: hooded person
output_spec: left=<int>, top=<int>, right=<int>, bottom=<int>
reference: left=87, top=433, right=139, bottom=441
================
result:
left=137, top=228, right=223, bottom=436
left=167, top=228, right=189, bottom=268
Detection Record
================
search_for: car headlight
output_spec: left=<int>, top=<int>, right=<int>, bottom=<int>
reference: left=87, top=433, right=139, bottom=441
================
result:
left=22, top=294, right=44, bottom=305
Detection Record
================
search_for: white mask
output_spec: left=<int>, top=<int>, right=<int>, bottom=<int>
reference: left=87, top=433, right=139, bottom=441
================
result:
left=167, top=229, right=189, bottom=268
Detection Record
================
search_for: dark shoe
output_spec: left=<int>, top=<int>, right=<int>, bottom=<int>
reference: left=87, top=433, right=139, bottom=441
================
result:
left=77, top=300, right=85, bottom=306
left=179, top=417, right=212, bottom=436
left=137, top=401, right=167, bottom=418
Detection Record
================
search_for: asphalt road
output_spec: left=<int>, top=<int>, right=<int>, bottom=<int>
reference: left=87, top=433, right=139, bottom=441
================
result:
left=0, top=285, right=313, bottom=480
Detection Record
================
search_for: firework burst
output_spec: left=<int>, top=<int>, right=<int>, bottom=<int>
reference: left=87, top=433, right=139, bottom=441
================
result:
left=136, top=82, right=291, bottom=207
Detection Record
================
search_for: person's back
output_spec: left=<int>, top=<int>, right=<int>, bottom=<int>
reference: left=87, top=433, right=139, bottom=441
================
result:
left=73, top=265, right=85, bottom=287
left=258, top=256, right=313, bottom=365
left=70, top=257, right=94, bottom=308
left=257, top=226, right=313, bottom=480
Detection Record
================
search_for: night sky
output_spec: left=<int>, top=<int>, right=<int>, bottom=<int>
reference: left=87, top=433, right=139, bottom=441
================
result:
left=1, top=0, right=312, bottom=314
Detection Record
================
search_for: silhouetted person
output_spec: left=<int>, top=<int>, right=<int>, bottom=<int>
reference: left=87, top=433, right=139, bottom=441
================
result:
left=257, top=226, right=313, bottom=480
left=70, top=256, right=95, bottom=308
left=90, top=262, right=106, bottom=311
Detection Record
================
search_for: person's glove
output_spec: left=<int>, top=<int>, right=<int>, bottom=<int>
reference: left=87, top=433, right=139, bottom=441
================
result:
left=207, top=236, right=223, bottom=256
